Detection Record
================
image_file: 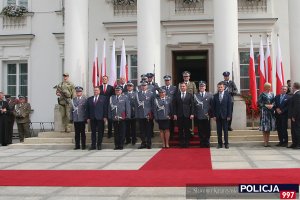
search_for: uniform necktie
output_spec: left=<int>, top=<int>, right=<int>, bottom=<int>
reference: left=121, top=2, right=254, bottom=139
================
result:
left=201, top=93, right=204, bottom=97
left=181, top=93, right=185, bottom=100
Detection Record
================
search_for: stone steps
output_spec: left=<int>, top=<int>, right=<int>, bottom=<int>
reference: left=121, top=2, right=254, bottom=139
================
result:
left=8, top=130, right=291, bottom=149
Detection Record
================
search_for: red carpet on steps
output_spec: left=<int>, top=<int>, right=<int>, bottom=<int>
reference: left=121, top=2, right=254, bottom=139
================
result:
left=0, top=148, right=300, bottom=187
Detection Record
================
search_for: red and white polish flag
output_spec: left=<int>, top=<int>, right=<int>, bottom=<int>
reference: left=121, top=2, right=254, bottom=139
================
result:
left=120, top=39, right=128, bottom=82
left=100, top=39, right=107, bottom=85
left=276, top=36, right=285, bottom=95
left=249, top=37, right=258, bottom=109
left=109, top=40, right=117, bottom=87
left=92, top=39, right=99, bottom=87
left=259, top=37, right=266, bottom=94
left=265, top=36, right=273, bottom=89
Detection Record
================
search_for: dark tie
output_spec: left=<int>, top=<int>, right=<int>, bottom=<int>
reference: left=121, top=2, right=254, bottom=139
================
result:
left=201, top=93, right=204, bottom=98
left=182, top=93, right=185, bottom=100
left=280, top=95, right=285, bottom=104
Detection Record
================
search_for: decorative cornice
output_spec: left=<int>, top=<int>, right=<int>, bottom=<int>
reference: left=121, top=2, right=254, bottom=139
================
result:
left=0, top=34, right=35, bottom=40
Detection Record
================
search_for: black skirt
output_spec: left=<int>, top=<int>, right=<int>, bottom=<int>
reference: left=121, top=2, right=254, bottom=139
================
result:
left=157, top=120, right=170, bottom=131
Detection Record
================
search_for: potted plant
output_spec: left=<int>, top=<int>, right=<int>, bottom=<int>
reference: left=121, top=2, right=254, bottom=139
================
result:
left=1, top=5, right=28, bottom=17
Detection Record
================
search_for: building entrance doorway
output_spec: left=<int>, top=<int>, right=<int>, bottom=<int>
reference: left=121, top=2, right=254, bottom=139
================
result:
left=172, top=50, right=209, bottom=90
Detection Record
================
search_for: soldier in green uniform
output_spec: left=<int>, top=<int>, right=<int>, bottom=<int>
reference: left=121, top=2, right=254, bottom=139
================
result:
left=13, top=95, right=31, bottom=143
left=180, top=71, right=197, bottom=95
left=55, top=73, right=75, bottom=132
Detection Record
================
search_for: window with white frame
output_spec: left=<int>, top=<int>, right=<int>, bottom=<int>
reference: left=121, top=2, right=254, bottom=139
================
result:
left=6, top=62, right=28, bottom=98
left=117, top=53, right=138, bottom=86
left=240, top=51, right=260, bottom=95
left=7, top=0, right=28, bottom=8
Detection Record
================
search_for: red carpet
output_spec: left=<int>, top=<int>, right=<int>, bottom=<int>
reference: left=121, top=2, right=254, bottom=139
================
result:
left=140, top=148, right=212, bottom=170
left=0, top=148, right=300, bottom=187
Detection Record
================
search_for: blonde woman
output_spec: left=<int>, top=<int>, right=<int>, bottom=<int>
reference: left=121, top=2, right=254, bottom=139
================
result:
left=258, top=83, right=276, bottom=147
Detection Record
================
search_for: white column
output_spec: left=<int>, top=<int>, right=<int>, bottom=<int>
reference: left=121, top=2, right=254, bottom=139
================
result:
left=137, top=0, right=161, bottom=85
left=289, top=0, right=300, bottom=83
left=64, top=0, right=89, bottom=88
left=213, top=0, right=239, bottom=91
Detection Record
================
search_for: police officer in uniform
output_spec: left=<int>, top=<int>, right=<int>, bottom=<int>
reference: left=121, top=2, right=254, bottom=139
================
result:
left=55, top=73, right=75, bottom=132
left=108, top=86, right=131, bottom=150
left=13, top=95, right=31, bottom=143
left=161, top=75, right=177, bottom=138
left=5, top=95, right=15, bottom=145
left=0, top=92, right=10, bottom=146
left=222, top=71, right=238, bottom=131
left=135, top=81, right=154, bottom=149
left=147, top=73, right=160, bottom=93
left=194, top=81, right=213, bottom=148
left=153, top=88, right=173, bottom=148
left=124, top=81, right=137, bottom=145
left=70, top=86, right=87, bottom=150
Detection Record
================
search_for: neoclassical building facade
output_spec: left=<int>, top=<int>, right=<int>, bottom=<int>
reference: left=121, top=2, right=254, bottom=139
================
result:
left=0, top=0, right=300, bottom=125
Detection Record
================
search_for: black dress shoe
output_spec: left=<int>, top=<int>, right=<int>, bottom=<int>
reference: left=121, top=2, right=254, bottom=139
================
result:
left=281, top=143, right=288, bottom=147
left=217, top=144, right=222, bottom=149
left=125, top=141, right=131, bottom=145
left=275, top=143, right=282, bottom=147
left=89, top=147, right=96, bottom=151
left=287, top=144, right=296, bottom=148
left=82, top=146, right=86, bottom=150
left=138, top=145, right=146, bottom=149
left=292, top=146, right=300, bottom=149
left=228, top=127, right=233, bottom=131
left=225, top=145, right=229, bottom=149
left=97, top=145, right=102, bottom=150
left=147, top=145, right=152, bottom=149
left=74, top=147, right=80, bottom=150
left=119, top=147, right=124, bottom=150
left=114, top=147, right=119, bottom=150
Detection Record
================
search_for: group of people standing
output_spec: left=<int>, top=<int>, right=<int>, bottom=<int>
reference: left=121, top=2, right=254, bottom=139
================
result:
left=258, top=81, right=300, bottom=149
left=0, top=92, right=32, bottom=146
left=57, top=70, right=238, bottom=150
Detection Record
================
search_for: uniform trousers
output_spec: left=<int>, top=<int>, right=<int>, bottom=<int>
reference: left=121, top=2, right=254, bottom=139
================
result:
left=126, top=119, right=136, bottom=144
left=17, top=122, right=30, bottom=142
left=74, top=122, right=86, bottom=148
left=139, top=119, right=152, bottom=147
left=113, top=120, right=126, bottom=148
left=197, top=118, right=211, bottom=146
left=276, top=114, right=288, bottom=144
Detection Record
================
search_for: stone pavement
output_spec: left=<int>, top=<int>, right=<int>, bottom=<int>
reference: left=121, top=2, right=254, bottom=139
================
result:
left=0, top=145, right=299, bottom=199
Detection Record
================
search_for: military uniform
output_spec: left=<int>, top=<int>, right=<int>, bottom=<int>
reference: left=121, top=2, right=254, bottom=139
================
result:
left=5, top=95, right=16, bottom=145
left=153, top=95, right=173, bottom=129
left=70, top=87, right=87, bottom=150
left=0, top=99, right=10, bottom=146
left=194, top=82, right=213, bottom=147
left=223, top=71, right=238, bottom=130
left=135, top=82, right=154, bottom=149
left=13, top=96, right=31, bottom=143
left=108, top=88, right=131, bottom=150
left=124, top=81, right=137, bottom=145
left=55, top=74, right=75, bottom=132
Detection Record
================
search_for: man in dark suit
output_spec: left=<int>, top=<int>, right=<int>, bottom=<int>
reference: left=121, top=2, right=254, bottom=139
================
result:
left=100, top=76, right=114, bottom=138
left=119, top=76, right=128, bottom=93
left=212, top=81, right=232, bottom=149
left=274, top=86, right=291, bottom=147
left=173, top=82, right=194, bottom=148
left=222, top=71, right=238, bottom=131
left=290, top=82, right=300, bottom=149
left=86, top=87, right=108, bottom=150
left=0, top=92, right=10, bottom=146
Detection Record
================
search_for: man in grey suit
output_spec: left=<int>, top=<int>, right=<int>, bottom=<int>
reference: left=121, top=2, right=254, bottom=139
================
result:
left=70, top=86, right=87, bottom=150
left=194, top=81, right=213, bottom=148
left=212, top=82, right=232, bottom=149
left=135, top=81, right=154, bottom=149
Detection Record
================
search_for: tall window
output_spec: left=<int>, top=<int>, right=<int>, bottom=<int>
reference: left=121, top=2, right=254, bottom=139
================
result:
left=240, top=51, right=260, bottom=95
left=7, top=0, right=28, bottom=8
left=117, top=53, right=138, bottom=86
left=6, top=63, right=28, bottom=98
